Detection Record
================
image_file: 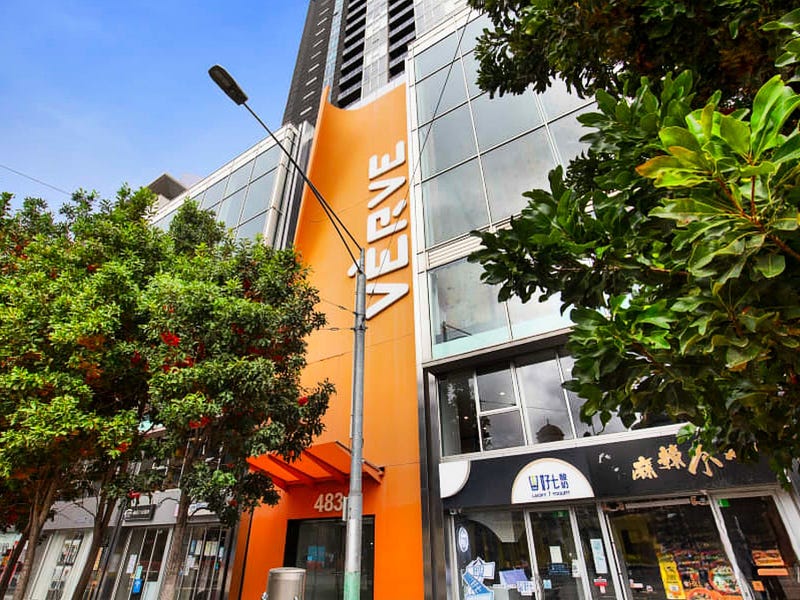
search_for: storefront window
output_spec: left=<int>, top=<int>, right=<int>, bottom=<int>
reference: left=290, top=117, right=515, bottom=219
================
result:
left=575, top=507, right=617, bottom=600
left=454, top=511, right=530, bottom=600
left=112, top=527, right=169, bottom=600
left=719, top=496, right=800, bottom=599
left=608, top=501, right=743, bottom=600
left=175, top=526, right=229, bottom=599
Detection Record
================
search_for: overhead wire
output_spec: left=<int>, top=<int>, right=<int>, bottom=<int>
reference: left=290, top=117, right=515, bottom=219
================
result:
left=0, top=163, right=72, bottom=197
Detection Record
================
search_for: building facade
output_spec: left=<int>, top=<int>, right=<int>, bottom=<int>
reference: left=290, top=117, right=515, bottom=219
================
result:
left=405, top=8, right=800, bottom=600
left=11, top=3, right=800, bottom=600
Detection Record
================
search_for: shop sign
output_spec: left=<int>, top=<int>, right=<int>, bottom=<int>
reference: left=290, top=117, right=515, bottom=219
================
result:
left=631, top=443, right=738, bottom=481
left=123, top=504, right=155, bottom=522
left=511, top=458, right=594, bottom=504
left=457, top=527, right=469, bottom=553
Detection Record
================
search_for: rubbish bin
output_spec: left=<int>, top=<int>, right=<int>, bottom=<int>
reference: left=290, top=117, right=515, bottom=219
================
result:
left=262, top=567, right=306, bottom=600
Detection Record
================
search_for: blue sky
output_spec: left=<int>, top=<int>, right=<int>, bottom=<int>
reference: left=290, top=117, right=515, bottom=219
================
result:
left=0, top=1, right=307, bottom=212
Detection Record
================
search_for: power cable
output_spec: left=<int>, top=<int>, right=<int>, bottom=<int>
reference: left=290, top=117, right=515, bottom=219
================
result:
left=0, top=163, right=72, bottom=197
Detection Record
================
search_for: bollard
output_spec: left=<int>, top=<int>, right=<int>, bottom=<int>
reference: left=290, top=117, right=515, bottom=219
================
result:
left=261, top=567, right=306, bottom=600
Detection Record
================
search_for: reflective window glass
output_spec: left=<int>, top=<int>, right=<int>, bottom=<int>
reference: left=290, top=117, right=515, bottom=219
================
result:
left=482, top=128, right=557, bottom=222
left=201, top=178, right=227, bottom=209
left=461, top=16, right=490, bottom=55
left=225, top=160, right=254, bottom=196
left=414, top=32, right=458, bottom=80
left=539, top=78, right=594, bottom=121
left=241, top=171, right=276, bottom=223
left=439, top=370, right=479, bottom=456
left=216, top=187, right=246, bottom=228
left=429, top=258, right=509, bottom=358
left=419, top=103, right=477, bottom=178
left=516, top=352, right=574, bottom=443
left=415, top=61, right=468, bottom=124
left=235, top=213, right=268, bottom=241
left=455, top=512, right=531, bottom=600
left=477, top=366, right=516, bottom=412
left=507, top=293, right=572, bottom=339
left=549, top=107, right=593, bottom=166
left=252, top=145, right=282, bottom=180
left=481, top=409, right=525, bottom=451
left=461, top=52, right=483, bottom=98
left=422, top=159, right=487, bottom=246
left=472, top=91, right=544, bottom=150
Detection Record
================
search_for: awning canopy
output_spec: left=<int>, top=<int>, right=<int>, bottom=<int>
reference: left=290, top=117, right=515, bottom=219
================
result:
left=247, top=441, right=384, bottom=490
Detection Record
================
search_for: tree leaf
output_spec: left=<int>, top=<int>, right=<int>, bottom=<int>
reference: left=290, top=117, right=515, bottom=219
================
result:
left=754, top=254, right=786, bottom=278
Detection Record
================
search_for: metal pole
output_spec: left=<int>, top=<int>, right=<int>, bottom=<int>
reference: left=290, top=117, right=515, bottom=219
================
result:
left=343, top=250, right=366, bottom=600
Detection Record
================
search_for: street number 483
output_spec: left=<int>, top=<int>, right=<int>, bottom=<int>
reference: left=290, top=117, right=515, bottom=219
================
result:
left=314, top=492, right=344, bottom=513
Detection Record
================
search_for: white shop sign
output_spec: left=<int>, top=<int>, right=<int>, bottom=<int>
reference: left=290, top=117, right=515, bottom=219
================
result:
left=511, top=458, right=594, bottom=504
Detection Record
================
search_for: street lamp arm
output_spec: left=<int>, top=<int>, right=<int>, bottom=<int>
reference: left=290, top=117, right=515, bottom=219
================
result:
left=208, top=65, right=363, bottom=269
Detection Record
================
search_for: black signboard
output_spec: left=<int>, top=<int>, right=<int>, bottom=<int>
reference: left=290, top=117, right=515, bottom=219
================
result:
left=442, top=434, right=775, bottom=510
left=123, top=504, right=156, bottom=522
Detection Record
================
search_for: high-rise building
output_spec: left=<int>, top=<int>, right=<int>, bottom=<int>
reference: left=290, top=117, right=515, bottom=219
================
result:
left=15, top=3, right=800, bottom=600
left=283, top=0, right=465, bottom=124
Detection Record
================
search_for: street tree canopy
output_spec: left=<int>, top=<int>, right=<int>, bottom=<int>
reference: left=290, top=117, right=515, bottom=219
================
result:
left=468, top=3, right=800, bottom=474
left=0, top=191, right=332, bottom=600
left=468, top=0, right=797, bottom=103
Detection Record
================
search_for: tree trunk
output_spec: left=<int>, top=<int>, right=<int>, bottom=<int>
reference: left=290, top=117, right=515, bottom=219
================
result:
left=0, top=529, right=28, bottom=600
left=70, top=493, right=117, bottom=600
left=12, top=479, right=58, bottom=600
left=157, top=490, right=191, bottom=600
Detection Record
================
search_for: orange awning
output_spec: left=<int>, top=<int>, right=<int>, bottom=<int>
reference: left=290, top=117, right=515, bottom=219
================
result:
left=247, top=441, right=384, bottom=490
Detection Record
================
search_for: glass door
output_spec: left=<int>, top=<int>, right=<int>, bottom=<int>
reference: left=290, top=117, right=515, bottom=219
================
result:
left=528, top=510, right=586, bottom=600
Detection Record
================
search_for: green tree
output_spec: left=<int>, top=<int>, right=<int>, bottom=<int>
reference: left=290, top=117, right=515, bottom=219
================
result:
left=468, top=0, right=797, bottom=103
left=143, top=202, right=332, bottom=600
left=468, top=5, right=800, bottom=473
left=0, top=189, right=164, bottom=600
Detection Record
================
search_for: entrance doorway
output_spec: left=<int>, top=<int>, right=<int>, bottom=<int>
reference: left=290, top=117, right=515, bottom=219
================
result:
left=284, top=517, right=375, bottom=600
left=453, top=507, right=619, bottom=600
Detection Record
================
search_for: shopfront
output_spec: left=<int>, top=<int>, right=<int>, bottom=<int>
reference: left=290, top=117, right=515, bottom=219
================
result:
left=441, top=435, right=800, bottom=600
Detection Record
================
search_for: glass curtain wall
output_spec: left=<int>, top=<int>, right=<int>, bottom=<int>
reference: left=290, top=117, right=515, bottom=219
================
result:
left=411, top=16, right=592, bottom=359
left=153, top=143, right=285, bottom=241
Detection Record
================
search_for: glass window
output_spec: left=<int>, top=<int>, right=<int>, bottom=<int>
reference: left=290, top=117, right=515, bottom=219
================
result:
left=482, top=128, right=557, bottom=222
left=415, top=60, right=468, bottom=124
left=516, top=352, right=574, bottom=443
left=461, top=51, right=483, bottom=99
left=422, top=159, right=487, bottom=246
left=461, top=16, right=490, bottom=55
left=240, top=171, right=276, bottom=223
left=216, top=187, right=246, bottom=229
left=471, top=91, right=544, bottom=151
left=252, top=145, right=282, bottom=180
left=477, top=366, right=516, bottom=412
left=201, top=178, right=227, bottom=210
left=481, top=410, right=525, bottom=451
left=507, top=293, right=572, bottom=339
left=414, top=32, right=458, bottom=80
left=575, top=507, right=618, bottom=600
left=439, top=370, right=480, bottom=456
left=225, top=160, right=254, bottom=196
left=549, top=107, right=593, bottom=166
left=429, top=258, right=509, bottom=358
left=419, top=103, right=477, bottom=178
left=719, top=496, right=800, bottom=600
left=539, top=78, right=593, bottom=121
left=153, top=209, right=177, bottom=232
left=454, top=511, right=531, bottom=600
left=235, top=213, right=268, bottom=241
left=608, top=503, right=743, bottom=600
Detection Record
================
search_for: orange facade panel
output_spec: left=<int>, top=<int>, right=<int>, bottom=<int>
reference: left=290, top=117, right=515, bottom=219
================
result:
left=231, top=83, right=423, bottom=600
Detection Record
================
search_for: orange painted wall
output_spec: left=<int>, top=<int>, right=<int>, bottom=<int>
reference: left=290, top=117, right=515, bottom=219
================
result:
left=230, top=84, right=423, bottom=599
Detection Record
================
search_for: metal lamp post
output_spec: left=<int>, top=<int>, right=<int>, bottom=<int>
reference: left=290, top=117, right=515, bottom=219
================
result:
left=208, top=65, right=367, bottom=600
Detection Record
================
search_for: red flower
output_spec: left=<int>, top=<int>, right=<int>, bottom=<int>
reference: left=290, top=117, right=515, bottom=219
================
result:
left=160, top=331, right=181, bottom=347
left=127, top=490, right=141, bottom=500
left=297, top=396, right=309, bottom=407
left=116, top=442, right=129, bottom=453
left=86, top=264, right=97, bottom=273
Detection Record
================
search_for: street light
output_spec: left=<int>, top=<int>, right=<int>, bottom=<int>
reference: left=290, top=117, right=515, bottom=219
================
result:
left=209, top=65, right=367, bottom=600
